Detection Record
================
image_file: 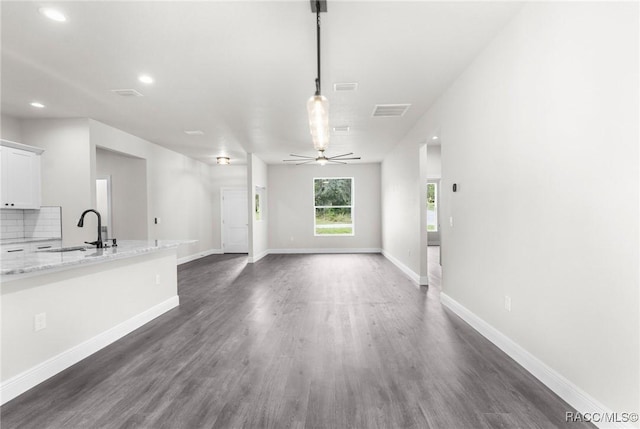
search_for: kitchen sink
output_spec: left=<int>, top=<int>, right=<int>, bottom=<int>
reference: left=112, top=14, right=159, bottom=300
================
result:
left=38, top=246, right=90, bottom=253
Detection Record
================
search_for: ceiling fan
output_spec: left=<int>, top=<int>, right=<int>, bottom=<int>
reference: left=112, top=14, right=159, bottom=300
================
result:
left=283, top=150, right=361, bottom=165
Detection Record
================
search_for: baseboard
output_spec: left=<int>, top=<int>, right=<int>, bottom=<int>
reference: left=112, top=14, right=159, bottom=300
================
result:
left=0, top=296, right=180, bottom=405
left=440, top=294, right=633, bottom=429
left=381, top=250, right=426, bottom=285
left=177, top=248, right=222, bottom=265
left=250, top=248, right=384, bottom=262
left=269, top=248, right=381, bottom=254
left=248, top=249, right=269, bottom=263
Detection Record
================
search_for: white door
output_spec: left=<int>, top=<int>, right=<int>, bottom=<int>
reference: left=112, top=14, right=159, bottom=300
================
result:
left=222, top=188, right=248, bottom=253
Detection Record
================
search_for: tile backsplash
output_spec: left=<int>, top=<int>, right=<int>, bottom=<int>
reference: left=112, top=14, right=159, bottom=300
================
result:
left=0, top=207, right=62, bottom=240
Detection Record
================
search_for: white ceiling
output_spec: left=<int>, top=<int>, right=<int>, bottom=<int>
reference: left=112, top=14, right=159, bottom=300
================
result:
left=1, top=1, right=523, bottom=165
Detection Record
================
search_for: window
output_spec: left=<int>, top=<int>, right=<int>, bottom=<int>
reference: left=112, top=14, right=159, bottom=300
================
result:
left=314, top=177, right=354, bottom=236
left=427, top=182, right=438, bottom=231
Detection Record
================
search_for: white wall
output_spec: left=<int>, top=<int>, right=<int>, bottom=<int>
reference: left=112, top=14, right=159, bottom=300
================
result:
left=0, top=114, right=22, bottom=142
left=20, top=118, right=95, bottom=246
left=426, top=145, right=441, bottom=179
left=90, top=119, right=246, bottom=259
left=18, top=118, right=246, bottom=259
left=96, top=148, right=148, bottom=240
left=388, top=1, right=639, bottom=421
left=248, top=154, right=268, bottom=262
left=381, top=136, right=428, bottom=283
left=268, top=163, right=381, bottom=252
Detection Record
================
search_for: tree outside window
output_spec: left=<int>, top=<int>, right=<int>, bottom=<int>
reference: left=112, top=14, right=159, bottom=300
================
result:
left=314, top=178, right=354, bottom=236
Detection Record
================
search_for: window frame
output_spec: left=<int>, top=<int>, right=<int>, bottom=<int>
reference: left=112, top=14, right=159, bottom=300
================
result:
left=313, top=177, right=355, bottom=237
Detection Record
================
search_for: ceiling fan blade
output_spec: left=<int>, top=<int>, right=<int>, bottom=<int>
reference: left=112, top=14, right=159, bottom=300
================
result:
left=297, top=160, right=316, bottom=165
left=284, top=157, right=315, bottom=162
left=288, top=153, right=316, bottom=159
left=330, top=157, right=361, bottom=160
left=327, top=160, right=347, bottom=164
left=327, top=152, right=353, bottom=159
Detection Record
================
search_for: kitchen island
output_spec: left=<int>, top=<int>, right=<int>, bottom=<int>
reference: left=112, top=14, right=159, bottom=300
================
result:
left=1, top=240, right=191, bottom=404
left=1, top=240, right=191, bottom=277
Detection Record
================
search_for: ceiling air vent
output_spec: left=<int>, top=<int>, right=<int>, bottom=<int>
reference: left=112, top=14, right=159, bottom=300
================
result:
left=372, top=104, right=411, bottom=117
left=110, top=89, right=144, bottom=97
left=184, top=130, right=204, bottom=136
left=333, top=82, right=358, bottom=92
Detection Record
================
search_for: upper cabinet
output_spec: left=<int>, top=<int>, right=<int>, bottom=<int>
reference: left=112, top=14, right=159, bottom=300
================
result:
left=0, top=140, right=44, bottom=210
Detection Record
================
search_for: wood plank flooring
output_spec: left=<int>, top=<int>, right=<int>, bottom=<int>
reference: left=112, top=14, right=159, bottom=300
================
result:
left=1, top=248, right=593, bottom=428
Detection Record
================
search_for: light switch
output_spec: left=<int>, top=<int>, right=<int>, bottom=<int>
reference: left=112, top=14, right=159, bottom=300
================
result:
left=449, top=216, right=454, bottom=227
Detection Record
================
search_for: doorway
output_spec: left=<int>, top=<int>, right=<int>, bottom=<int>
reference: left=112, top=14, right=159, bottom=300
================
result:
left=221, top=188, right=248, bottom=253
left=95, top=147, right=148, bottom=240
left=96, top=176, right=112, bottom=241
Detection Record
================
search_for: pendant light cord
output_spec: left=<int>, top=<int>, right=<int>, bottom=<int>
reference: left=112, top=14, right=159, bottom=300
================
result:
left=315, top=0, right=321, bottom=96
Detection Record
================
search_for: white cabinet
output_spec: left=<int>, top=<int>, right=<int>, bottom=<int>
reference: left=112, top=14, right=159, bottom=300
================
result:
left=30, top=240, right=61, bottom=252
left=1, top=244, right=28, bottom=255
left=0, top=140, right=43, bottom=210
left=0, top=240, right=62, bottom=255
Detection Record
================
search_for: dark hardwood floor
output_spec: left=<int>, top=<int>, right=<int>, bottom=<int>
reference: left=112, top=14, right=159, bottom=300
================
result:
left=1, top=248, right=592, bottom=428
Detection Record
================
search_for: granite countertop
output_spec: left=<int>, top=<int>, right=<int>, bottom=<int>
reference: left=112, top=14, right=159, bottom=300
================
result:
left=1, top=240, right=195, bottom=276
left=0, top=237, right=62, bottom=246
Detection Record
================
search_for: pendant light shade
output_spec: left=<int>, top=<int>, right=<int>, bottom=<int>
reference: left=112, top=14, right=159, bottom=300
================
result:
left=307, top=94, right=329, bottom=151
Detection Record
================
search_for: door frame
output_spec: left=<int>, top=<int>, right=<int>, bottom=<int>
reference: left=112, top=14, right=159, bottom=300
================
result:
left=220, top=187, right=248, bottom=253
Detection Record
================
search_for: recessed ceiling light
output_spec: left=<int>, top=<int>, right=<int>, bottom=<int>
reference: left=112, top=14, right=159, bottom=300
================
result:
left=432, top=136, right=439, bottom=140
left=39, top=7, right=66, bottom=22
left=184, top=130, right=204, bottom=136
left=216, top=156, right=230, bottom=165
left=138, top=75, right=154, bottom=84
left=30, top=102, right=45, bottom=108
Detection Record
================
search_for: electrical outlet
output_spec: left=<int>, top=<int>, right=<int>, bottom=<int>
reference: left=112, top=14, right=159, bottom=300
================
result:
left=34, top=313, right=47, bottom=331
left=155, top=274, right=161, bottom=285
left=504, top=296, right=512, bottom=312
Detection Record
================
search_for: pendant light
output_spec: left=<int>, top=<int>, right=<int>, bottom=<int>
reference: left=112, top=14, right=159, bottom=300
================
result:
left=307, top=0, right=329, bottom=152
